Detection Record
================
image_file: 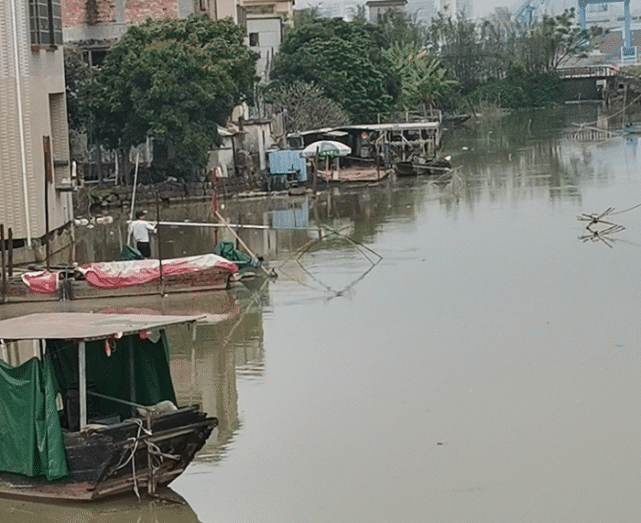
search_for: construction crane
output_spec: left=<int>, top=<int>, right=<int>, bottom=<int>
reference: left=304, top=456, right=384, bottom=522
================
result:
left=512, top=0, right=551, bottom=24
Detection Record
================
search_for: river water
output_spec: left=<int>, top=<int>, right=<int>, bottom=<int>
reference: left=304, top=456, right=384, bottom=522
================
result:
left=2, top=105, right=641, bottom=522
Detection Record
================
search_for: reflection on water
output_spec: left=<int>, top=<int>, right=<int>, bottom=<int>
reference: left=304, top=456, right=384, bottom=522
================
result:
left=6, top=106, right=641, bottom=522
left=165, top=281, right=269, bottom=463
left=0, top=488, right=201, bottom=523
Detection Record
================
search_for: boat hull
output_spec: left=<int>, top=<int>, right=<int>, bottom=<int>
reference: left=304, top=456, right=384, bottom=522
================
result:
left=0, top=407, right=216, bottom=502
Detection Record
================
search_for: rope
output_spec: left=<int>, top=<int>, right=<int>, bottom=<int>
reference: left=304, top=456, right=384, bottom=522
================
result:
left=610, top=202, right=641, bottom=215
left=111, top=418, right=153, bottom=500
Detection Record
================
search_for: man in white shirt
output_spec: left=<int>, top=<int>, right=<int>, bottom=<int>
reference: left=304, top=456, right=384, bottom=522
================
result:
left=128, top=210, right=156, bottom=258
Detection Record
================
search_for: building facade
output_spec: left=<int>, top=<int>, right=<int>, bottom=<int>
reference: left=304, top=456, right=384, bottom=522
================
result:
left=1, top=0, right=73, bottom=258
left=62, top=0, right=248, bottom=64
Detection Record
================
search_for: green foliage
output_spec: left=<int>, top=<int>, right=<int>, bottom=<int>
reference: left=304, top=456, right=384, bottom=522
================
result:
left=427, top=11, right=484, bottom=95
left=263, top=81, right=350, bottom=132
left=366, top=10, right=425, bottom=49
left=383, top=42, right=457, bottom=112
left=64, top=44, right=93, bottom=131
left=519, top=8, right=590, bottom=74
left=271, top=18, right=394, bottom=123
left=88, top=15, right=256, bottom=181
left=293, top=7, right=322, bottom=27
left=427, top=7, right=593, bottom=110
left=469, top=61, right=563, bottom=109
left=623, top=65, right=641, bottom=77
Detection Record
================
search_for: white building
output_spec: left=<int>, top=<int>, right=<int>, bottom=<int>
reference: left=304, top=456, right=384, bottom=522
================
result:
left=1, top=0, right=73, bottom=262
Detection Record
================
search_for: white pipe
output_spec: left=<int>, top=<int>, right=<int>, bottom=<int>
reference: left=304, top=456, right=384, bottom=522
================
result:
left=155, top=220, right=313, bottom=231
left=9, top=0, right=32, bottom=245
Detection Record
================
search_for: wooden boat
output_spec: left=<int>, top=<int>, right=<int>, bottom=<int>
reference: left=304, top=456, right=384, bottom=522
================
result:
left=3, top=253, right=238, bottom=303
left=0, top=312, right=217, bottom=502
left=394, top=161, right=417, bottom=176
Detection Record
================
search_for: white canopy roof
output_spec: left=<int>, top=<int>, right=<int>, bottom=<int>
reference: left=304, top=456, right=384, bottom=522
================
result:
left=0, top=313, right=204, bottom=342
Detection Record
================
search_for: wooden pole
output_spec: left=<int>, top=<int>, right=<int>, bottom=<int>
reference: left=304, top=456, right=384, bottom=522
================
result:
left=7, top=228, right=13, bottom=278
left=78, top=341, right=87, bottom=430
left=43, top=136, right=52, bottom=271
left=156, top=194, right=164, bottom=296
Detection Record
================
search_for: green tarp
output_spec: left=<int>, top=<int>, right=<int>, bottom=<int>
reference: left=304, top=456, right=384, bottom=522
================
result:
left=213, top=240, right=258, bottom=275
left=0, top=332, right=176, bottom=482
left=47, top=332, right=176, bottom=422
left=0, top=357, right=68, bottom=480
left=120, top=244, right=143, bottom=261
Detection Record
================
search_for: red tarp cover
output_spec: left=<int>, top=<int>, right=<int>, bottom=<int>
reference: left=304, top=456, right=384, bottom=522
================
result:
left=76, top=254, right=237, bottom=289
left=21, top=270, right=58, bottom=295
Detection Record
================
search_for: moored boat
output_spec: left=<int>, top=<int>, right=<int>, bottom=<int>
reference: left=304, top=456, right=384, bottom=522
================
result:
left=4, top=253, right=238, bottom=303
left=0, top=312, right=217, bottom=502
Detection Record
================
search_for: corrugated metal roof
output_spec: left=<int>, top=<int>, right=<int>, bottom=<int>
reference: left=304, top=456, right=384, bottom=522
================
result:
left=0, top=313, right=204, bottom=341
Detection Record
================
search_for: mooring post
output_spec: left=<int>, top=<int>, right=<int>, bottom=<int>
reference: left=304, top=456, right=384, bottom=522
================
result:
left=78, top=341, right=87, bottom=430
left=7, top=228, right=12, bottom=278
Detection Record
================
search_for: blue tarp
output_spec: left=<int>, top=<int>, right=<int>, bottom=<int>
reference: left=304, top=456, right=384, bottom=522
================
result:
left=268, top=150, right=307, bottom=182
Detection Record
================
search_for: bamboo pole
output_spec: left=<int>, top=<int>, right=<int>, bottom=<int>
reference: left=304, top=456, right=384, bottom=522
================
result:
left=214, top=210, right=271, bottom=277
left=156, top=195, right=164, bottom=296
left=127, top=152, right=141, bottom=245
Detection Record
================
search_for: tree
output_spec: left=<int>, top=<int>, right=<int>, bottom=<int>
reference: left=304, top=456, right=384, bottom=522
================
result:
left=264, top=81, right=350, bottom=132
left=383, top=42, right=457, bottom=113
left=64, top=44, right=93, bottom=132
left=427, top=11, right=482, bottom=95
left=88, top=15, right=256, bottom=181
left=519, top=8, right=590, bottom=74
left=365, top=10, right=425, bottom=49
left=270, top=18, right=394, bottom=123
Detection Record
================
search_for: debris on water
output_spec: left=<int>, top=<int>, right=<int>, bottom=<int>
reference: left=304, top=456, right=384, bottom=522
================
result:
left=577, top=207, right=625, bottom=247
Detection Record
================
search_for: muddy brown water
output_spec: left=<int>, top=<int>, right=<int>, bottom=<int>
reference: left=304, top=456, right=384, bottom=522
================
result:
left=2, top=106, right=641, bottom=522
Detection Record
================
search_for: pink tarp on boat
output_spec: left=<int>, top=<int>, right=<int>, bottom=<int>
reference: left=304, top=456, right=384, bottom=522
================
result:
left=21, top=271, right=58, bottom=294
left=76, top=254, right=238, bottom=289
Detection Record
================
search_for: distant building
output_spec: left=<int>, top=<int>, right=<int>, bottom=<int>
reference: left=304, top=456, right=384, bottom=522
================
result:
left=315, top=0, right=360, bottom=20
left=242, top=0, right=294, bottom=82
left=62, top=0, right=246, bottom=64
left=0, top=0, right=73, bottom=261
left=366, top=0, right=407, bottom=21
left=434, top=0, right=471, bottom=17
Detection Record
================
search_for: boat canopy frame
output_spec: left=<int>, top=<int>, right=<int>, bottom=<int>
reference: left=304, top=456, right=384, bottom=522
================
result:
left=0, top=313, right=204, bottom=431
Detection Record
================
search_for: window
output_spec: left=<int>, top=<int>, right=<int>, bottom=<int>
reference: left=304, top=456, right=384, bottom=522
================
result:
left=49, top=93, right=70, bottom=185
left=249, top=32, right=259, bottom=47
left=29, top=0, right=62, bottom=46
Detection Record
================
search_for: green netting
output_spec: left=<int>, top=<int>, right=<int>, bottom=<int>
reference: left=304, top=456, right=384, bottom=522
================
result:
left=47, top=332, right=177, bottom=422
left=0, top=357, right=68, bottom=480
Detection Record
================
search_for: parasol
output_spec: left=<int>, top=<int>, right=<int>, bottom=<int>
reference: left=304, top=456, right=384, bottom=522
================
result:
left=300, top=140, right=351, bottom=159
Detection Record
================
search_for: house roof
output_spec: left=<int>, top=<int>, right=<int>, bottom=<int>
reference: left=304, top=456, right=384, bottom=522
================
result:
left=0, top=313, right=204, bottom=342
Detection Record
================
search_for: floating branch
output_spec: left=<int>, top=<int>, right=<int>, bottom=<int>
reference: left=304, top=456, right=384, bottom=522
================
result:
left=577, top=207, right=625, bottom=247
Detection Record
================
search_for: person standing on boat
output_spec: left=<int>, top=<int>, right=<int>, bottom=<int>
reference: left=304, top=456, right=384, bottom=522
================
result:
left=129, top=210, right=156, bottom=258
